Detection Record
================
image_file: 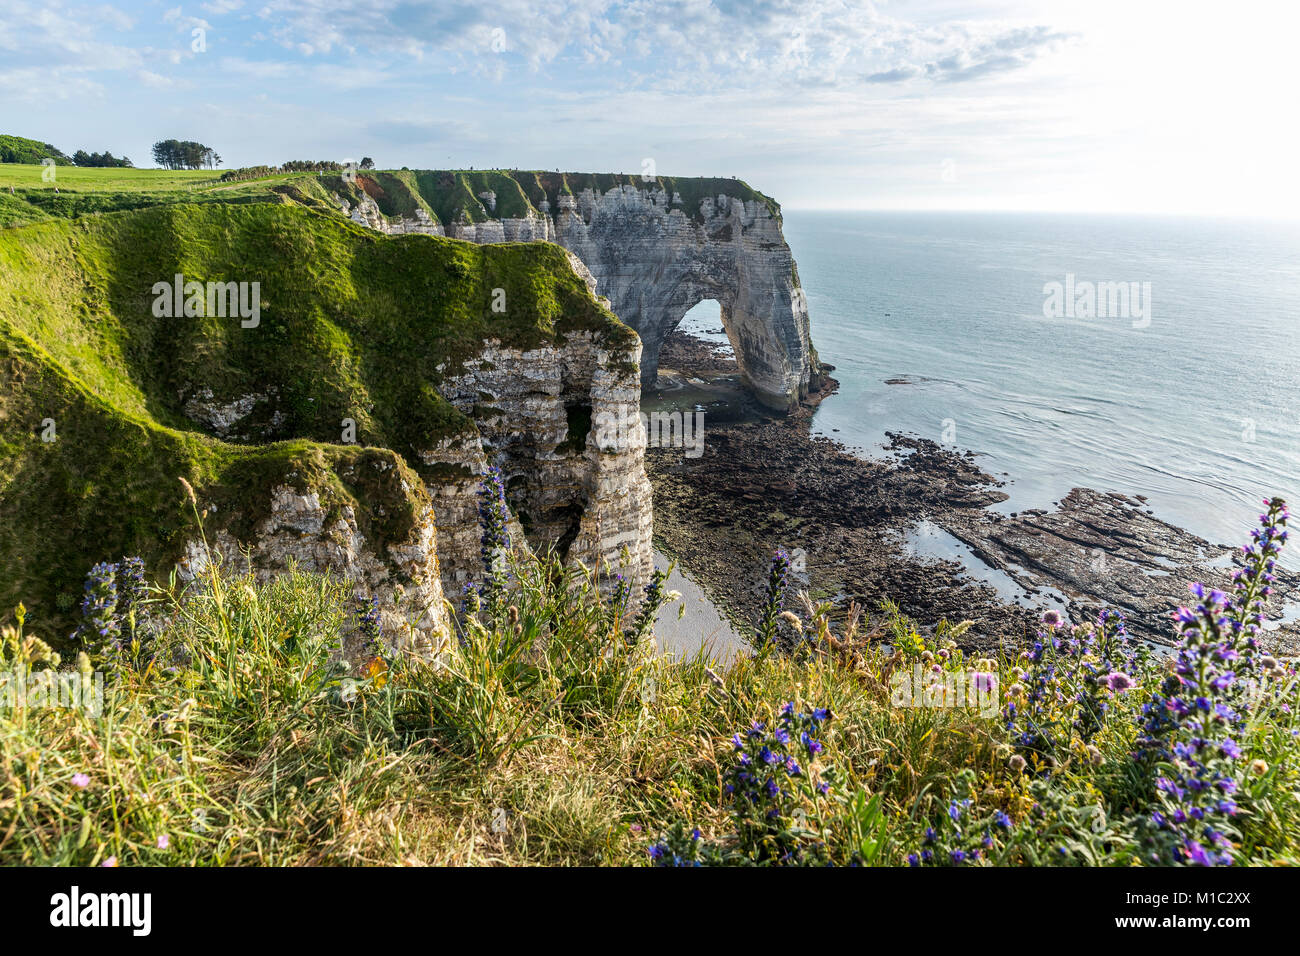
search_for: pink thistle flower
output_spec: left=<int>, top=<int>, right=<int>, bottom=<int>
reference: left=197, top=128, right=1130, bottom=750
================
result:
left=1105, top=672, right=1135, bottom=693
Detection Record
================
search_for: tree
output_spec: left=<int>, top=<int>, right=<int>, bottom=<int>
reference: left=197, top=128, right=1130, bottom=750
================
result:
left=359, top=157, right=375, bottom=170
left=0, top=134, right=71, bottom=165
left=151, top=140, right=221, bottom=170
left=72, top=149, right=133, bottom=168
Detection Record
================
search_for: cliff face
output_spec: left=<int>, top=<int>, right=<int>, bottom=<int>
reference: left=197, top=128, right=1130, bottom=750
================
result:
left=0, top=202, right=653, bottom=651
left=333, top=172, right=817, bottom=410
left=424, top=333, right=653, bottom=592
left=177, top=460, right=451, bottom=656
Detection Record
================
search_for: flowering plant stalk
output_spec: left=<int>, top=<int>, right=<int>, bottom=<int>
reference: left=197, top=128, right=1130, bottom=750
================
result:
left=755, top=549, right=790, bottom=648
left=1141, top=498, right=1289, bottom=866
left=476, top=466, right=511, bottom=625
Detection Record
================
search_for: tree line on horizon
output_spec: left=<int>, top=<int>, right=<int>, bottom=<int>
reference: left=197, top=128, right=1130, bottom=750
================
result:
left=0, top=134, right=130, bottom=167
left=6, top=132, right=380, bottom=176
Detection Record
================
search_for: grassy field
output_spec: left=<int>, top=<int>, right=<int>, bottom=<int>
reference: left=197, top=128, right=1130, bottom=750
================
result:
left=0, top=164, right=314, bottom=228
left=0, top=163, right=258, bottom=192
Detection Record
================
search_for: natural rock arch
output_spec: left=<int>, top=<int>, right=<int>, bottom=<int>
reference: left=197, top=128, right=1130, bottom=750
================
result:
left=551, top=187, right=816, bottom=409
left=340, top=175, right=819, bottom=410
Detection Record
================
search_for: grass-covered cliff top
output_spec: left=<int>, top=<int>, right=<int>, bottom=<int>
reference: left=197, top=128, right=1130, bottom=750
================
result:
left=0, top=163, right=780, bottom=229
left=327, top=168, right=781, bottom=226
left=0, top=198, right=634, bottom=642
left=0, top=164, right=300, bottom=228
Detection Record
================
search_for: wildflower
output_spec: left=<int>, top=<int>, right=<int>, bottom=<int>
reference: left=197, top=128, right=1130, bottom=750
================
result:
left=1008, top=754, right=1027, bottom=774
left=1141, top=498, right=1289, bottom=867
left=721, top=703, right=837, bottom=864
left=101, top=857, right=117, bottom=868
left=71, top=773, right=90, bottom=789
left=757, top=550, right=791, bottom=647
left=156, top=834, right=169, bottom=850
left=1250, top=760, right=1269, bottom=776
left=1105, top=672, right=1135, bottom=693
left=1041, top=609, right=1064, bottom=629
left=352, top=595, right=384, bottom=663
left=178, top=476, right=197, bottom=507
left=628, top=567, right=672, bottom=645
left=476, top=466, right=511, bottom=622
left=75, top=562, right=121, bottom=666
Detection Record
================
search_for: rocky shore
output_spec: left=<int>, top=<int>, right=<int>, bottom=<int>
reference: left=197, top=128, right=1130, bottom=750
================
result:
left=646, top=330, right=1300, bottom=654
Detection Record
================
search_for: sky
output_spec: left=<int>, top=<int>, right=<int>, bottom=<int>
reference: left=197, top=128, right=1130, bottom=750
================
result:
left=1, top=0, right=1297, bottom=216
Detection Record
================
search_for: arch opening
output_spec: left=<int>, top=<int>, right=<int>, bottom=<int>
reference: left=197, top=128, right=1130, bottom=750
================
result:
left=653, top=298, right=741, bottom=386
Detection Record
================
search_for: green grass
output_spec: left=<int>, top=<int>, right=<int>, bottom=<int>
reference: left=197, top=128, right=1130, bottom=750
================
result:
left=4, top=526, right=1297, bottom=867
left=0, top=163, right=312, bottom=228
left=0, top=164, right=226, bottom=192
left=0, top=199, right=634, bottom=646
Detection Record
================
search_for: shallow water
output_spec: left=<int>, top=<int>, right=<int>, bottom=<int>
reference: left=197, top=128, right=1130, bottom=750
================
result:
left=652, top=551, right=748, bottom=662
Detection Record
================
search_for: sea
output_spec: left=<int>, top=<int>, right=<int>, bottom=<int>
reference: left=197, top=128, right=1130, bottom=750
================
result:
left=682, top=211, right=1300, bottom=566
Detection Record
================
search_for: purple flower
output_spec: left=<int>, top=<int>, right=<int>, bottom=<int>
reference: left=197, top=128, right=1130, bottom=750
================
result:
left=1105, top=672, right=1135, bottom=693
left=71, top=773, right=90, bottom=789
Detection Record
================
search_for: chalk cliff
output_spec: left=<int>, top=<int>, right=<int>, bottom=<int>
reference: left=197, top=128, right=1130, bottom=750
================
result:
left=0, top=201, right=652, bottom=651
left=331, top=171, right=819, bottom=410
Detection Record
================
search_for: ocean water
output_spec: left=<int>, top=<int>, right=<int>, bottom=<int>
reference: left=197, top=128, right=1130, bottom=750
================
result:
left=761, top=211, right=1300, bottom=561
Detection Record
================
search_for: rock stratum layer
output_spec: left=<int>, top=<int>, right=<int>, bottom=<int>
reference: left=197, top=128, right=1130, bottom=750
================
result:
left=0, top=200, right=652, bottom=650
left=327, top=170, right=819, bottom=410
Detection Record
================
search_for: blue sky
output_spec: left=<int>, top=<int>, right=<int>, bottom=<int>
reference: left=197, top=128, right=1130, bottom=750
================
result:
left=2, top=0, right=1297, bottom=216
